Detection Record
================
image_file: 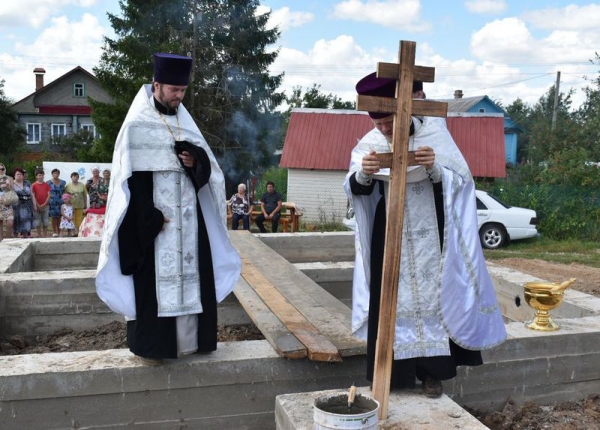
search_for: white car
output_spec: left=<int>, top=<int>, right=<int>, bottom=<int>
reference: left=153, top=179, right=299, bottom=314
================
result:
left=344, top=190, right=539, bottom=250
left=476, top=190, right=538, bottom=249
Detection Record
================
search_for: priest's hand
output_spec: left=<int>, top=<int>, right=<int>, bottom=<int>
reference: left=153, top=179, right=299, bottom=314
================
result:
left=178, top=151, right=197, bottom=168
left=162, top=217, right=170, bottom=231
left=361, top=150, right=380, bottom=175
left=415, top=146, right=435, bottom=169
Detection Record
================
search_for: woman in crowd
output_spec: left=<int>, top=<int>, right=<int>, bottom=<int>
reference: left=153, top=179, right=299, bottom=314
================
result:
left=86, top=166, right=103, bottom=209
left=228, top=183, right=251, bottom=230
left=97, top=169, right=111, bottom=208
left=12, top=168, right=34, bottom=238
left=47, top=168, right=66, bottom=237
left=64, top=172, right=87, bottom=235
left=0, top=162, right=14, bottom=241
left=79, top=169, right=110, bottom=237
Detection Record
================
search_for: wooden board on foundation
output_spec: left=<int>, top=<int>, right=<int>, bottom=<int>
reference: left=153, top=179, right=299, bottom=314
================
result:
left=230, top=231, right=366, bottom=360
left=240, top=256, right=341, bottom=362
left=233, top=276, right=306, bottom=359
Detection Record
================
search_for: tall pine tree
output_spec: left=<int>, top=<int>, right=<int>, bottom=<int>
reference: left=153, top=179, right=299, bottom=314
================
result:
left=91, top=0, right=284, bottom=182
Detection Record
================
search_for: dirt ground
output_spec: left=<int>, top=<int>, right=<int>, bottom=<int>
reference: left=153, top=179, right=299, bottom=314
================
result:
left=492, top=258, right=600, bottom=298
left=0, top=321, right=264, bottom=356
left=1, top=258, right=600, bottom=429
left=469, top=258, right=600, bottom=429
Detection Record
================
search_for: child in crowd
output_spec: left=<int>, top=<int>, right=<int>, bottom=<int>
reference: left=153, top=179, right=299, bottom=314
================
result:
left=60, top=194, right=76, bottom=237
left=31, top=168, right=51, bottom=238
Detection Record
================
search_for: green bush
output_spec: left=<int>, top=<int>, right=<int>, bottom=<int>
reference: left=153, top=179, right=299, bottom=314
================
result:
left=254, top=166, right=287, bottom=202
left=478, top=178, right=600, bottom=242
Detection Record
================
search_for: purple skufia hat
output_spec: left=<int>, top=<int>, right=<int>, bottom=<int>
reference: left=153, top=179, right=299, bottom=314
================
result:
left=153, top=53, right=193, bottom=86
left=356, top=72, right=423, bottom=118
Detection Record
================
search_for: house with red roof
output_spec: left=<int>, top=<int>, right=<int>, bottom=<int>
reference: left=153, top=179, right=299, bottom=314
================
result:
left=12, top=66, right=113, bottom=154
left=280, top=107, right=506, bottom=223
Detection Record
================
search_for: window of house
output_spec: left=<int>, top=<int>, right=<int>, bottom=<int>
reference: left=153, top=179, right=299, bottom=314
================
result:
left=73, top=83, right=85, bottom=97
left=51, top=124, right=66, bottom=138
left=479, top=108, right=485, bottom=113
left=26, top=123, right=41, bottom=144
left=81, top=124, right=96, bottom=137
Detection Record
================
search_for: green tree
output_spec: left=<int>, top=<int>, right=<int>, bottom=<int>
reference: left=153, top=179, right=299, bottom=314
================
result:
left=281, top=83, right=355, bottom=134
left=0, top=80, right=26, bottom=162
left=576, top=53, right=600, bottom=160
left=513, top=85, right=576, bottom=167
left=48, top=130, right=97, bottom=162
left=286, top=83, right=355, bottom=113
left=91, top=0, right=284, bottom=180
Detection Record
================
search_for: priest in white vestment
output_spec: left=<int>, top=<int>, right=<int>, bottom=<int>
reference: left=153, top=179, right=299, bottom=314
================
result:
left=96, top=53, right=241, bottom=364
left=344, top=72, right=506, bottom=397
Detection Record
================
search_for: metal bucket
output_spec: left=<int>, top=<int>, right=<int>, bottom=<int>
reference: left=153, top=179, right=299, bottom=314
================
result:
left=313, top=393, right=379, bottom=429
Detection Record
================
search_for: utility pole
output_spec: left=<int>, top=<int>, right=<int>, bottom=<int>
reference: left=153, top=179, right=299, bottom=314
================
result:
left=551, top=71, right=561, bottom=131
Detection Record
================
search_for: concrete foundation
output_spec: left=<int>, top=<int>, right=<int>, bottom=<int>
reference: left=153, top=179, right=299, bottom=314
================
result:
left=1, top=234, right=599, bottom=429
left=275, top=387, right=487, bottom=429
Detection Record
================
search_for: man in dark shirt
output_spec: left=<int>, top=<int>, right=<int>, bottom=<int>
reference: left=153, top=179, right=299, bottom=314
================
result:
left=255, top=181, right=283, bottom=233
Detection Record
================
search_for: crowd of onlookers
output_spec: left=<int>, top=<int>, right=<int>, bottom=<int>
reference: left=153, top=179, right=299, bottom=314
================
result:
left=0, top=163, right=110, bottom=241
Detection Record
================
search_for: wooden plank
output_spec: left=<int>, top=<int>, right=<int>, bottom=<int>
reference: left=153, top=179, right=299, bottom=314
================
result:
left=240, top=255, right=342, bottom=362
left=233, top=276, right=306, bottom=359
left=234, top=233, right=362, bottom=351
left=412, top=100, right=447, bottom=117
left=377, top=63, right=435, bottom=82
left=357, top=96, right=446, bottom=118
left=356, top=94, right=396, bottom=116
left=371, top=40, right=415, bottom=420
left=230, top=232, right=365, bottom=357
left=374, top=152, right=417, bottom=169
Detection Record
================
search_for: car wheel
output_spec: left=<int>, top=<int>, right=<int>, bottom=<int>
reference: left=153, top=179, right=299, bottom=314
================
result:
left=480, top=223, right=506, bottom=249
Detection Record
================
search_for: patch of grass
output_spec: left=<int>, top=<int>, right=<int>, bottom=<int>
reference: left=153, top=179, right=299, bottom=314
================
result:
left=484, top=237, right=600, bottom=268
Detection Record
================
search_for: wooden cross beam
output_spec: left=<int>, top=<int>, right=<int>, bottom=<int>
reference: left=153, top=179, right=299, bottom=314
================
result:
left=355, top=40, right=448, bottom=419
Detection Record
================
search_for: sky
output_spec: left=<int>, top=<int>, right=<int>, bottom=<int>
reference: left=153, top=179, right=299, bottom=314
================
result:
left=1, top=0, right=599, bottom=110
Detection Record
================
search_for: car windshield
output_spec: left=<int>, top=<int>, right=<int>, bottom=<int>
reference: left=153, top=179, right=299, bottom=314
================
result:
left=486, top=193, right=512, bottom=209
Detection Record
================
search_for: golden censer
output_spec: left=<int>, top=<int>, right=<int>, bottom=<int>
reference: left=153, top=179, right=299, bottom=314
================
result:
left=523, top=278, right=576, bottom=331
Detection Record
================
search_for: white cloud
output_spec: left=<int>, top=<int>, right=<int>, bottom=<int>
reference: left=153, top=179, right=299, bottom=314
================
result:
left=256, top=6, right=314, bottom=32
left=522, top=4, right=600, bottom=30
left=3, top=13, right=106, bottom=101
left=464, top=0, right=507, bottom=14
left=270, top=35, right=392, bottom=103
left=0, top=0, right=97, bottom=28
left=470, top=17, right=600, bottom=66
left=471, top=18, right=535, bottom=63
left=333, top=0, right=431, bottom=32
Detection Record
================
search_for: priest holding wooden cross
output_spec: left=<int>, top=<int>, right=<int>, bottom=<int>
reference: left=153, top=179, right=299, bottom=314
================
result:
left=344, top=71, right=507, bottom=398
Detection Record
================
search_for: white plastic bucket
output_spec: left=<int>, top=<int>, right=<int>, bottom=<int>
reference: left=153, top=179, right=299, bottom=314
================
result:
left=313, top=393, right=380, bottom=430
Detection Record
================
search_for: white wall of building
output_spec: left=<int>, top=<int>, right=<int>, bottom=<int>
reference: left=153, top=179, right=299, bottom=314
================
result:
left=287, top=169, right=348, bottom=223
left=42, top=161, right=112, bottom=183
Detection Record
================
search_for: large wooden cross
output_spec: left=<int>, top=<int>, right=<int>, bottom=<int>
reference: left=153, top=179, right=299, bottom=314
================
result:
left=355, top=40, right=448, bottom=419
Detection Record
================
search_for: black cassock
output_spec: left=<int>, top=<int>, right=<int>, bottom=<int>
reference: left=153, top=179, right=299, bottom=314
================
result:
left=118, top=141, right=217, bottom=359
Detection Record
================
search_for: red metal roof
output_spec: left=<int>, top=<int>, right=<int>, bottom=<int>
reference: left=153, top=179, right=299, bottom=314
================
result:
left=280, top=108, right=506, bottom=178
left=280, top=109, right=373, bottom=171
left=38, top=105, right=92, bottom=115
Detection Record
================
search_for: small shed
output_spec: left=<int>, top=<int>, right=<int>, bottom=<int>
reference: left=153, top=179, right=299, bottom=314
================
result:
left=280, top=107, right=506, bottom=223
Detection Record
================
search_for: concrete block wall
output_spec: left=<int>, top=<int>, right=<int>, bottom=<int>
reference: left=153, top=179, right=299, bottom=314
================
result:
left=450, top=318, right=600, bottom=409
left=33, top=238, right=100, bottom=271
left=0, top=343, right=368, bottom=430
left=0, top=271, right=250, bottom=339
left=259, top=232, right=355, bottom=263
